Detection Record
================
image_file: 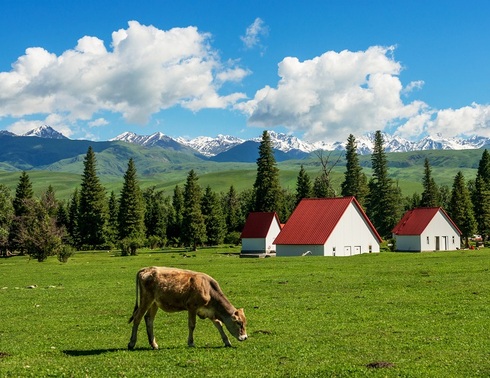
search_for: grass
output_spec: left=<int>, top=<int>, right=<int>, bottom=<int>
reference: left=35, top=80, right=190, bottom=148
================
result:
left=1, top=248, right=489, bottom=377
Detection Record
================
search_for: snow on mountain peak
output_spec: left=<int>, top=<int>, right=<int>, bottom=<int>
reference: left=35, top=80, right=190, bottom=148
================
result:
left=22, top=125, right=67, bottom=139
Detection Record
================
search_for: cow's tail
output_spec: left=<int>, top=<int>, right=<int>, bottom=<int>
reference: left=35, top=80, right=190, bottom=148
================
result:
left=128, top=271, right=140, bottom=324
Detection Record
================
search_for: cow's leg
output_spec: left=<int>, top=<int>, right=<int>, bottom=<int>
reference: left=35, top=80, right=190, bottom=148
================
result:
left=144, top=303, right=159, bottom=350
left=128, top=299, right=153, bottom=350
left=212, top=319, right=232, bottom=347
left=187, top=310, right=197, bottom=347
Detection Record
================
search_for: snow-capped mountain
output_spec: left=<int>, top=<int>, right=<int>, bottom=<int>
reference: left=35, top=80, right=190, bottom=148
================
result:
left=176, top=134, right=244, bottom=157
left=6, top=126, right=490, bottom=158
left=22, top=125, right=68, bottom=139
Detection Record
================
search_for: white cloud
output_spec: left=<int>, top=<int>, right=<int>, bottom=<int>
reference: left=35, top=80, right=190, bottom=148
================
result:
left=0, top=21, right=248, bottom=131
left=7, top=113, right=73, bottom=137
left=88, top=118, right=109, bottom=127
left=237, top=46, right=428, bottom=142
left=429, top=103, right=490, bottom=137
left=241, top=18, right=268, bottom=49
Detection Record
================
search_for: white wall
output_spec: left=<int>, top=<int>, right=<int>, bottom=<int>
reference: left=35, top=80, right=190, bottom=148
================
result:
left=394, top=235, right=421, bottom=251
left=276, top=245, right=324, bottom=257
left=242, top=218, right=282, bottom=253
left=242, top=238, right=266, bottom=252
left=323, top=203, right=380, bottom=256
left=276, top=203, right=380, bottom=257
left=395, top=210, right=461, bottom=252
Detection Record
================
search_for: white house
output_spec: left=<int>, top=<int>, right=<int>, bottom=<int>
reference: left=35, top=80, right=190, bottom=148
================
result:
left=240, top=212, right=282, bottom=256
left=273, top=197, right=382, bottom=257
left=392, top=207, right=462, bottom=252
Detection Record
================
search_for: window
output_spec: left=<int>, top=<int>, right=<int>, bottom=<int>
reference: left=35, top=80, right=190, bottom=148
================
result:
left=452, top=236, right=455, bottom=244
left=427, top=236, right=430, bottom=244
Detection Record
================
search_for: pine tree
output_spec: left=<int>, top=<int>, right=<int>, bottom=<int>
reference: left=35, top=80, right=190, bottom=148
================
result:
left=253, top=131, right=282, bottom=212
left=168, top=185, right=184, bottom=246
left=12, top=171, right=33, bottom=216
left=420, top=158, right=440, bottom=207
left=182, top=170, right=207, bottom=251
left=295, top=165, right=312, bottom=205
left=472, top=149, right=490, bottom=241
left=341, top=134, right=368, bottom=206
left=223, top=185, right=243, bottom=233
left=40, top=185, right=58, bottom=218
left=143, top=187, right=170, bottom=248
left=9, top=171, right=34, bottom=253
left=106, top=191, right=119, bottom=246
left=78, top=146, right=108, bottom=249
left=0, top=184, right=13, bottom=256
left=118, top=158, right=145, bottom=254
left=201, top=186, right=226, bottom=246
left=366, top=131, right=403, bottom=238
left=449, top=171, right=476, bottom=247
left=67, top=188, right=80, bottom=248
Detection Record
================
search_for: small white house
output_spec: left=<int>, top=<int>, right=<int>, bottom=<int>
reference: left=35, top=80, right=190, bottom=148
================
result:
left=240, top=212, right=282, bottom=256
left=274, top=197, right=382, bottom=257
left=392, top=207, right=462, bottom=252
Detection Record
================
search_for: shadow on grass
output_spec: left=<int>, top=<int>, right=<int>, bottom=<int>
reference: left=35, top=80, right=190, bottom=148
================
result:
left=63, top=348, right=127, bottom=356
left=63, top=345, right=228, bottom=356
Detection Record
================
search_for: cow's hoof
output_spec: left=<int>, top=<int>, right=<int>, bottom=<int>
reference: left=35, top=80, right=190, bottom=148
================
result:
left=128, top=343, right=135, bottom=350
left=151, top=344, right=159, bottom=350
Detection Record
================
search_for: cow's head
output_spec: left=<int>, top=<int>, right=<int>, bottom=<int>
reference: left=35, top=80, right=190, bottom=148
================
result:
left=224, top=308, right=248, bottom=342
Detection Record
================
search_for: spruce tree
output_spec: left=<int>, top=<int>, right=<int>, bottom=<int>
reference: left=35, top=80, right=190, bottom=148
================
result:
left=223, top=185, right=243, bottom=233
left=253, top=131, right=282, bottom=212
left=472, top=149, right=490, bottom=241
left=0, top=184, right=13, bottom=256
left=182, top=170, right=207, bottom=251
left=168, top=185, right=184, bottom=246
left=420, top=158, right=440, bottom=207
left=118, top=158, right=145, bottom=252
left=366, top=131, right=403, bottom=238
left=106, top=191, right=119, bottom=246
left=12, top=171, right=33, bottom=216
left=202, top=186, right=226, bottom=246
left=449, top=171, right=476, bottom=247
left=9, top=171, right=34, bottom=253
left=341, top=134, right=368, bottom=206
left=67, top=188, right=80, bottom=248
left=78, top=146, right=108, bottom=248
left=296, top=165, right=312, bottom=205
left=143, top=187, right=170, bottom=247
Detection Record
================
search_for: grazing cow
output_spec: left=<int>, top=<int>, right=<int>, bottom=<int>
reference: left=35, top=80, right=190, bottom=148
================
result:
left=128, top=266, right=247, bottom=349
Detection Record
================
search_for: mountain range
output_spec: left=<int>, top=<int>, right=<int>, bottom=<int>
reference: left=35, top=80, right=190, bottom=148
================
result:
left=3, top=125, right=490, bottom=166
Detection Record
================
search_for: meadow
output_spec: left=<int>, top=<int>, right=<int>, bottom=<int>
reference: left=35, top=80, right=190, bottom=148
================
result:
left=0, top=248, right=489, bottom=377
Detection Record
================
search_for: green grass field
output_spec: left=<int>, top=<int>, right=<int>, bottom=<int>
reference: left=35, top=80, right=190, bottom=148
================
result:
left=1, top=248, right=489, bottom=377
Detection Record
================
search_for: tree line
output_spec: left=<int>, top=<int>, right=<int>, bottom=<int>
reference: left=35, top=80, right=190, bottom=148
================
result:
left=1, top=130, right=489, bottom=260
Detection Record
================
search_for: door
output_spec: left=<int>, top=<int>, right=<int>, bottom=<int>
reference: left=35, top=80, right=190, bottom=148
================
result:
left=435, top=236, right=440, bottom=251
left=344, top=246, right=352, bottom=256
left=354, top=246, right=361, bottom=255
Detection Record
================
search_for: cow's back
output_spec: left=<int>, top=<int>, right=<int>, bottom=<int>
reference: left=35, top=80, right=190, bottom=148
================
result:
left=138, top=267, right=212, bottom=312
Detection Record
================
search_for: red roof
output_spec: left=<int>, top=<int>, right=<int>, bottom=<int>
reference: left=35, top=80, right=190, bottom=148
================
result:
left=392, top=207, right=462, bottom=235
left=273, top=197, right=382, bottom=245
left=240, top=212, right=281, bottom=238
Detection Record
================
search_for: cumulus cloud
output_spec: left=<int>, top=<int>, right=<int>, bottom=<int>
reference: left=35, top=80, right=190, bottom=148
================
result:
left=237, top=46, right=429, bottom=141
left=241, top=18, right=268, bottom=49
left=0, top=21, right=248, bottom=129
left=8, top=113, right=73, bottom=137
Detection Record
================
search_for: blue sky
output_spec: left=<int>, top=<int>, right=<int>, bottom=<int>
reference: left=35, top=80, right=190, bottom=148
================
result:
left=0, top=0, right=489, bottom=142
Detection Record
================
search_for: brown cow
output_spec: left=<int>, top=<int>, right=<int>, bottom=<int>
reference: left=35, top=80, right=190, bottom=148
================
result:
left=128, top=266, right=247, bottom=349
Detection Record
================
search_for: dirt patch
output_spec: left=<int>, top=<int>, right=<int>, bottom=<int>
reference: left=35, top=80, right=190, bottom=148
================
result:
left=366, top=361, right=395, bottom=369
left=0, top=351, right=10, bottom=358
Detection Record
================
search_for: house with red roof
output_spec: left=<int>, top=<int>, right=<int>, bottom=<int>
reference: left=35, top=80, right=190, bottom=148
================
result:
left=240, top=212, right=282, bottom=256
left=273, top=197, right=382, bottom=257
left=392, top=207, right=462, bottom=252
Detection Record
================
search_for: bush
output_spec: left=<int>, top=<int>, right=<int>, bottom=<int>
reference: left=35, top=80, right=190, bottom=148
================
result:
left=57, top=245, right=75, bottom=263
left=224, top=231, right=241, bottom=245
left=119, top=237, right=144, bottom=256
